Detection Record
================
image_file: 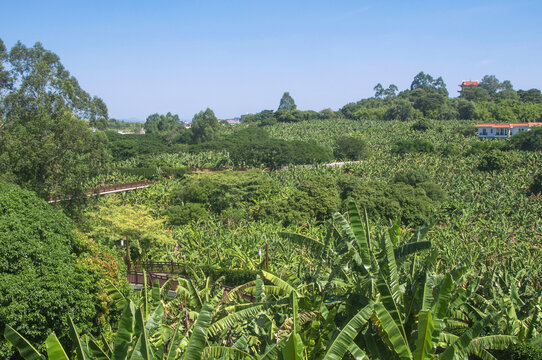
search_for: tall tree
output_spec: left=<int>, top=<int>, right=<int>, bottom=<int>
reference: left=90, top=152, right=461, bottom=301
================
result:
left=410, top=71, right=448, bottom=96
left=0, top=39, right=110, bottom=205
left=191, top=108, right=220, bottom=143
left=278, top=91, right=297, bottom=111
left=1, top=40, right=107, bottom=129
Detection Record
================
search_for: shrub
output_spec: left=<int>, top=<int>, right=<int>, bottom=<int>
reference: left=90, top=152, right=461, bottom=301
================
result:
left=411, top=119, right=432, bottom=131
left=333, top=136, right=369, bottom=160
left=255, top=175, right=341, bottom=225
left=338, top=175, right=443, bottom=225
left=440, top=143, right=461, bottom=156
left=478, top=149, right=507, bottom=171
left=530, top=173, right=542, bottom=195
left=393, top=169, right=431, bottom=186
left=165, top=203, right=210, bottom=225
left=509, top=126, right=542, bottom=151
left=0, top=183, right=97, bottom=358
left=175, top=170, right=278, bottom=214
left=392, top=139, right=435, bottom=155
left=493, top=342, right=542, bottom=360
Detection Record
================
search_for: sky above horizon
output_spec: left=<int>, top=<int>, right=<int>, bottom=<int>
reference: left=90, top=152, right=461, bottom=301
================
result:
left=1, top=0, right=541, bottom=121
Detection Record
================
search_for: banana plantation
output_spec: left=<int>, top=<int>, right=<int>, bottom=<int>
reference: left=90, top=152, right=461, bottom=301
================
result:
left=3, top=118, right=541, bottom=360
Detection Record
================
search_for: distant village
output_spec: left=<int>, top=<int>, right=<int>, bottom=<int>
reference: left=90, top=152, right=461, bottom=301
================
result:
left=110, top=118, right=241, bottom=135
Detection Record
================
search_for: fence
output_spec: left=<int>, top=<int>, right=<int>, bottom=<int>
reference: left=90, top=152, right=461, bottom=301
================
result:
left=125, top=269, right=254, bottom=302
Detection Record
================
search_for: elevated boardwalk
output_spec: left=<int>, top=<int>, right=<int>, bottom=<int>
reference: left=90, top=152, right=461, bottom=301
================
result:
left=48, top=180, right=155, bottom=203
left=125, top=261, right=255, bottom=302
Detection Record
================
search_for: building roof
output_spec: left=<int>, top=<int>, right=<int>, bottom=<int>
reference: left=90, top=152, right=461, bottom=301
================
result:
left=476, top=123, right=542, bottom=128
left=460, top=81, right=479, bottom=86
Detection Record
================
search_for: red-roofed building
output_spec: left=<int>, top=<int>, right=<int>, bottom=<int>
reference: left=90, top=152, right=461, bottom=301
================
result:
left=459, top=80, right=479, bottom=87
left=476, top=123, right=542, bottom=138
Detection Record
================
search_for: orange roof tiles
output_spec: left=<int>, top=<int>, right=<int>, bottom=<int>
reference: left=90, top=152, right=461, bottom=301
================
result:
left=460, top=81, right=479, bottom=86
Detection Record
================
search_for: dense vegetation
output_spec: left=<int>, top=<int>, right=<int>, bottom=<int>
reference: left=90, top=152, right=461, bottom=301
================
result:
left=1, top=39, right=541, bottom=359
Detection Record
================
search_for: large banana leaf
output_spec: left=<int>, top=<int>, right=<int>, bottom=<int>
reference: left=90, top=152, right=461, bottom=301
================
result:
left=113, top=300, right=135, bottom=360
left=438, top=313, right=499, bottom=360
left=432, top=273, right=453, bottom=334
left=184, top=302, right=214, bottom=360
left=282, top=292, right=304, bottom=360
left=261, top=270, right=299, bottom=296
left=412, top=310, right=435, bottom=360
left=373, top=302, right=412, bottom=359
left=165, top=319, right=183, bottom=360
left=208, top=304, right=265, bottom=337
left=88, top=337, right=112, bottom=360
left=347, top=202, right=372, bottom=265
left=279, top=232, right=327, bottom=257
left=45, top=333, right=69, bottom=360
left=204, top=346, right=255, bottom=359
left=68, top=316, right=92, bottom=360
left=3, top=325, right=44, bottom=360
left=321, top=302, right=373, bottom=360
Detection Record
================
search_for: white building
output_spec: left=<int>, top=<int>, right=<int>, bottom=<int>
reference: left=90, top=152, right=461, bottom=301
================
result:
left=476, top=123, right=542, bottom=139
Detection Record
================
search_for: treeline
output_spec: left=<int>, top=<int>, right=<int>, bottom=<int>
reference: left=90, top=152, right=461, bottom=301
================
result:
left=240, top=73, right=542, bottom=124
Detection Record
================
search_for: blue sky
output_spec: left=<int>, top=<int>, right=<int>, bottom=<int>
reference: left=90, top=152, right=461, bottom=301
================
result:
left=1, top=0, right=541, bottom=121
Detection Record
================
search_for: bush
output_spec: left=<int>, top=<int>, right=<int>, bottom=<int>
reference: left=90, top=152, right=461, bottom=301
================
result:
left=338, top=175, right=444, bottom=225
left=493, top=342, right=542, bottom=360
left=255, top=174, right=341, bottom=225
left=106, top=131, right=171, bottom=160
left=393, top=169, right=431, bottom=186
left=440, top=143, right=460, bottom=156
left=0, top=183, right=97, bottom=358
left=165, top=203, right=210, bottom=225
left=509, top=127, right=542, bottom=151
left=478, top=149, right=507, bottom=172
left=392, top=139, right=435, bottom=155
left=333, top=136, right=369, bottom=161
left=175, top=170, right=278, bottom=214
left=530, top=173, right=542, bottom=195
left=411, top=119, right=432, bottom=131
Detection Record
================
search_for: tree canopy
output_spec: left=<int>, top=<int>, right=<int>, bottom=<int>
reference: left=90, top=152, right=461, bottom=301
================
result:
left=0, top=182, right=96, bottom=359
left=278, top=91, right=297, bottom=111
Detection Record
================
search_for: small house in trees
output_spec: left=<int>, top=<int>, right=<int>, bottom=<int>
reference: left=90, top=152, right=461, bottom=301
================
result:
left=476, top=123, right=542, bottom=138
left=458, top=80, right=479, bottom=93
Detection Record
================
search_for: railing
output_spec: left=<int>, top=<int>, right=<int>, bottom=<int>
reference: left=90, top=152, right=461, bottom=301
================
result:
left=125, top=269, right=254, bottom=302
left=48, top=180, right=156, bottom=203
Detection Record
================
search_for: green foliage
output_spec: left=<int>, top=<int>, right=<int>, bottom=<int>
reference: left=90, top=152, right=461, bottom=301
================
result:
left=0, top=183, right=96, bottom=359
left=278, top=91, right=297, bottom=111
left=494, top=342, right=542, bottom=360
left=106, top=131, right=171, bottom=160
left=478, top=149, right=508, bottom=172
left=84, top=198, right=175, bottom=260
left=0, top=109, right=109, bottom=205
left=392, top=138, right=435, bottom=155
left=255, top=174, right=341, bottom=225
left=384, top=99, right=418, bottom=121
left=411, top=118, right=432, bottom=131
left=190, top=108, right=220, bottom=144
left=340, top=176, right=442, bottom=225
left=165, top=203, right=210, bottom=225
left=530, top=173, right=542, bottom=195
left=509, top=127, right=542, bottom=151
left=175, top=170, right=278, bottom=214
left=393, top=169, right=431, bottom=186
left=333, top=135, right=369, bottom=160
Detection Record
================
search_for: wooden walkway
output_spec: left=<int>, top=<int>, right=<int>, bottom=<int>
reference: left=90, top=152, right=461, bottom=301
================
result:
left=125, top=261, right=255, bottom=302
left=48, top=180, right=155, bottom=203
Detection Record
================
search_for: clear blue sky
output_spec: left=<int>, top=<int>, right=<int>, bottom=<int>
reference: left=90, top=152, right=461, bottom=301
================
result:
left=1, top=0, right=541, bottom=121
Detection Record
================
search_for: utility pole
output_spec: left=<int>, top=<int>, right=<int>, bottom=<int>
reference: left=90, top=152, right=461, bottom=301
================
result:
left=126, top=235, right=131, bottom=270
left=265, top=243, right=269, bottom=270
